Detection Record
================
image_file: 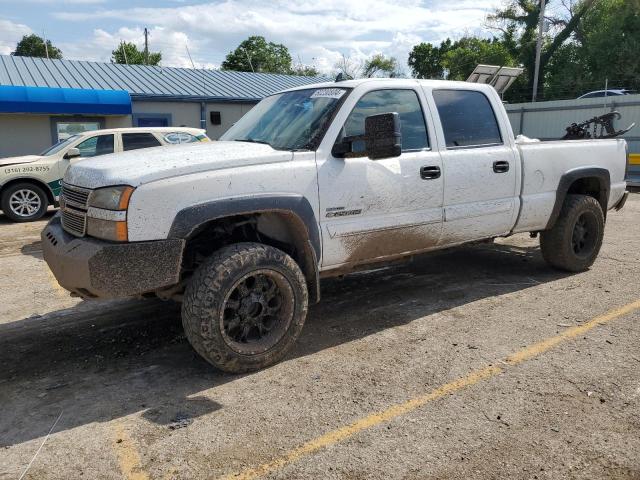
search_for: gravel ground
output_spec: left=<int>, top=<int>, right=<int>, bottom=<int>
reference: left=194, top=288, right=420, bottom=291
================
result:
left=1, top=195, right=639, bottom=480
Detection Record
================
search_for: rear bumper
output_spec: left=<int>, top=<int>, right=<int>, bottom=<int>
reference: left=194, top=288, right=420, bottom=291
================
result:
left=42, top=215, right=185, bottom=298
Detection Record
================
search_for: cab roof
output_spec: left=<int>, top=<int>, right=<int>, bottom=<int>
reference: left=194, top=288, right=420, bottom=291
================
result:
left=71, top=126, right=206, bottom=137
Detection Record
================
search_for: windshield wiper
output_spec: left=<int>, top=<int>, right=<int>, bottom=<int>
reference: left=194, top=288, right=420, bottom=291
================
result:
left=235, top=138, right=272, bottom=146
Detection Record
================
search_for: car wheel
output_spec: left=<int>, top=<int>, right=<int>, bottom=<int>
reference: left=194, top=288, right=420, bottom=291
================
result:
left=540, top=194, right=605, bottom=272
left=182, top=242, right=309, bottom=373
left=1, top=183, right=49, bottom=222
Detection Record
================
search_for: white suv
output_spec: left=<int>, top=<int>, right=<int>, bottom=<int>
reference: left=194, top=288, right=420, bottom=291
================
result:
left=0, top=127, right=209, bottom=222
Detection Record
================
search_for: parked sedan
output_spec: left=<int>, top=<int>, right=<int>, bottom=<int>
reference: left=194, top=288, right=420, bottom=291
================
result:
left=0, top=127, right=209, bottom=222
left=578, top=89, right=634, bottom=99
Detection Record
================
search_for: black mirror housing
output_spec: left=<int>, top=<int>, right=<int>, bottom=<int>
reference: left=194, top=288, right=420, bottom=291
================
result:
left=365, top=112, right=402, bottom=160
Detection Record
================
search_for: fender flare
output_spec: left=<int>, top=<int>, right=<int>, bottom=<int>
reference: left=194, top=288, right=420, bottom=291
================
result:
left=546, top=167, right=610, bottom=230
left=168, top=194, right=321, bottom=303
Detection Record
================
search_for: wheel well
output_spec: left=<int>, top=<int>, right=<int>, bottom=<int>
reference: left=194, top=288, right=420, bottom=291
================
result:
left=181, top=212, right=320, bottom=303
left=0, top=178, right=55, bottom=206
left=566, top=176, right=607, bottom=213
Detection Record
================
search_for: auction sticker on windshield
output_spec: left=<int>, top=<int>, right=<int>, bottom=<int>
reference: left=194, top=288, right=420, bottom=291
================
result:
left=311, top=88, right=346, bottom=99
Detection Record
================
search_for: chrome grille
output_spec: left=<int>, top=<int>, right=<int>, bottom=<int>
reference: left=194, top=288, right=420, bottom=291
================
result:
left=60, top=183, right=91, bottom=237
left=61, top=208, right=87, bottom=237
left=61, top=184, right=91, bottom=209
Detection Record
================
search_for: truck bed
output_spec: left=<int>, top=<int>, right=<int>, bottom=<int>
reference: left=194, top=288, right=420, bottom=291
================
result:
left=512, top=138, right=628, bottom=234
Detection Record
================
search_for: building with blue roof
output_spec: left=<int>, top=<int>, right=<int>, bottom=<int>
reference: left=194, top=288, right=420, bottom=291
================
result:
left=0, top=55, right=325, bottom=158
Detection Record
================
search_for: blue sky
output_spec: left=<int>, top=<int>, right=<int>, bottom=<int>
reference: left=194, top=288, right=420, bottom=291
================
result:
left=0, top=0, right=498, bottom=73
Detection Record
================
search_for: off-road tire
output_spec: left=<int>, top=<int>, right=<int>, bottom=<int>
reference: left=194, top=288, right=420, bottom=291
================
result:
left=182, top=242, right=308, bottom=373
left=1, top=182, right=49, bottom=222
left=540, top=194, right=604, bottom=272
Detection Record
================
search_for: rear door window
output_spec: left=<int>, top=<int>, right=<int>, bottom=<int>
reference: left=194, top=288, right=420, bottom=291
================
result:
left=432, top=90, right=502, bottom=148
left=122, top=133, right=162, bottom=151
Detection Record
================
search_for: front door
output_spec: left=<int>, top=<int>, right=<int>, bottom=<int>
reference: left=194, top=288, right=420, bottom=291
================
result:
left=317, top=88, right=444, bottom=269
left=430, top=88, right=519, bottom=244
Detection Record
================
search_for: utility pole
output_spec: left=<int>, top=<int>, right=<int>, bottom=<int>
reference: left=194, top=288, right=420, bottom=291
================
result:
left=43, top=30, right=49, bottom=60
left=532, top=0, right=546, bottom=102
left=120, top=41, right=129, bottom=65
left=242, top=47, right=254, bottom=73
left=143, top=28, right=149, bottom=65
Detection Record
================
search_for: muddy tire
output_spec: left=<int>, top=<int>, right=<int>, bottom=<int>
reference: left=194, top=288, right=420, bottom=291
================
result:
left=1, top=182, right=49, bottom=222
left=540, top=194, right=604, bottom=272
left=182, top=242, right=308, bottom=373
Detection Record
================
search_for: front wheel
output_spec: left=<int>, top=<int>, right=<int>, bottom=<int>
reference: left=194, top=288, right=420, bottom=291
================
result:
left=540, top=194, right=605, bottom=272
left=182, top=242, right=308, bottom=373
left=1, top=182, right=49, bottom=222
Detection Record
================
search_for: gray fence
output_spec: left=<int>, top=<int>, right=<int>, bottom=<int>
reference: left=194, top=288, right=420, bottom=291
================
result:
left=505, top=94, right=640, bottom=153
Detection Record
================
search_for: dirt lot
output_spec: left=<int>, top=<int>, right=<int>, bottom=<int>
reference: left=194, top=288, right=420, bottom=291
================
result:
left=1, top=195, right=639, bottom=480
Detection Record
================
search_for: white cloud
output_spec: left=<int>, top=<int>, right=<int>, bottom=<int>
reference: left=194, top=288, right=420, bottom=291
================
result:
left=57, top=26, right=207, bottom=68
left=51, top=0, right=499, bottom=73
left=0, top=19, right=32, bottom=55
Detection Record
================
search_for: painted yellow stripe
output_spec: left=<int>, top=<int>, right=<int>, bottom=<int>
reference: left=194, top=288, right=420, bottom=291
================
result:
left=112, top=422, right=150, bottom=480
left=218, top=298, right=640, bottom=480
left=629, top=154, right=640, bottom=165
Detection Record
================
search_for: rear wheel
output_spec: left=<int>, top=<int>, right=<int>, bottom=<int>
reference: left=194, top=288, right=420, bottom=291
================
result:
left=182, top=242, right=308, bottom=373
left=540, top=194, right=604, bottom=272
left=1, top=182, right=49, bottom=222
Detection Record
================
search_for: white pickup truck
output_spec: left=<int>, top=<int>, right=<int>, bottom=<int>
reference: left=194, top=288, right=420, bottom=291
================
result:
left=43, top=79, right=629, bottom=373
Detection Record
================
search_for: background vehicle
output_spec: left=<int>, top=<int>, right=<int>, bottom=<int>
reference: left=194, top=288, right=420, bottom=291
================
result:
left=578, top=89, right=634, bottom=99
left=43, top=79, right=628, bottom=373
left=0, top=127, right=209, bottom=222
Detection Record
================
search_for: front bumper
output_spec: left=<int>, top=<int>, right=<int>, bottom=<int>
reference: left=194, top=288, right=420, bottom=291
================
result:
left=42, top=215, right=185, bottom=298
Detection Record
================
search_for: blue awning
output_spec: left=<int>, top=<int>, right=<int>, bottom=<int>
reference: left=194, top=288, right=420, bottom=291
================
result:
left=0, top=85, right=132, bottom=115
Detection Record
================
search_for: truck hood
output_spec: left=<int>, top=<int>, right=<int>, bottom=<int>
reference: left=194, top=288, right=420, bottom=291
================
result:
left=64, top=141, right=294, bottom=189
left=0, top=155, right=43, bottom=166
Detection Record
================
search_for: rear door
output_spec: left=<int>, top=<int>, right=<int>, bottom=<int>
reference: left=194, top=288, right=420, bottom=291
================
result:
left=430, top=88, right=519, bottom=244
left=317, top=86, right=444, bottom=268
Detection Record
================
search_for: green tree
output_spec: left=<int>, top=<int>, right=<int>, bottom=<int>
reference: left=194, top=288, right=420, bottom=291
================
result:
left=291, top=64, right=320, bottom=76
left=12, top=34, right=62, bottom=59
left=362, top=53, right=399, bottom=77
left=543, top=43, right=591, bottom=100
left=221, top=36, right=292, bottom=74
left=578, top=0, right=640, bottom=90
left=408, top=39, right=451, bottom=79
left=408, top=37, right=515, bottom=81
left=111, top=41, right=161, bottom=65
left=488, top=0, right=597, bottom=100
left=443, top=37, right=516, bottom=80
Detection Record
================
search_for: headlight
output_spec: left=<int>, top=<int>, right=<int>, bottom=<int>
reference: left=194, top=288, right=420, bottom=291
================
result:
left=89, top=185, right=134, bottom=211
left=86, top=185, right=134, bottom=242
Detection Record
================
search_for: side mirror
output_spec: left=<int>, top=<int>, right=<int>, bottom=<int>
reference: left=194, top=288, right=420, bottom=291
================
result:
left=64, top=147, right=80, bottom=159
left=364, top=112, right=402, bottom=160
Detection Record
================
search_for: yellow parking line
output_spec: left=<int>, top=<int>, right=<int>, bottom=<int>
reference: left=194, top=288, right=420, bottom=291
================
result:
left=112, top=421, right=150, bottom=480
left=218, top=298, right=640, bottom=480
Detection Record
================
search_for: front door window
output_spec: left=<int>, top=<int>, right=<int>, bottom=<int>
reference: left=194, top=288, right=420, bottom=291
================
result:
left=74, top=135, right=115, bottom=157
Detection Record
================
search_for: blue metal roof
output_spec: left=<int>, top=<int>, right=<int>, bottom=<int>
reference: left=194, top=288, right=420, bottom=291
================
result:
left=0, top=55, right=326, bottom=102
left=0, top=85, right=132, bottom=115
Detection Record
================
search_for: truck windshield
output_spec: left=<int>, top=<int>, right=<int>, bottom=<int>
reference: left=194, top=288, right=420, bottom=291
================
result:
left=220, top=87, right=349, bottom=151
left=40, top=135, right=80, bottom=156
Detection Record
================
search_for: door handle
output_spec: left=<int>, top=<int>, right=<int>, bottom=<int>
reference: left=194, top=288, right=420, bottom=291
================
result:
left=493, top=161, right=510, bottom=173
left=420, top=165, right=441, bottom=180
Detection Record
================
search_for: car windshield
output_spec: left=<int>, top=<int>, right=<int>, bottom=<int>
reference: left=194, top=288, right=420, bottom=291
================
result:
left=40, top=135, right=81, bottom=156
left=220, top=87, right=350, bottom=151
